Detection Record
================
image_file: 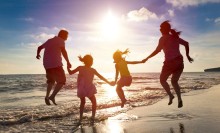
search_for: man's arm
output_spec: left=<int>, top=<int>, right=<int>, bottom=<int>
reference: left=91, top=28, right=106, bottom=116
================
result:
left=142, top=49, right=161, bottom=62
left=61, top=47, right=72, bottom=68
left=36, top=46, right=43, bottom=59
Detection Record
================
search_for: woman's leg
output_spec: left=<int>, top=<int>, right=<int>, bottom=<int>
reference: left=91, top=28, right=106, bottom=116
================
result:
left=88, top=95, right=97, bottom=121
left=116, top=85, right=127, bottom=108
left=79, top=97, right=86, bottom=122
left=171, top=68, right=183, bottom=108
left=160, top=69, right=174, bottom=105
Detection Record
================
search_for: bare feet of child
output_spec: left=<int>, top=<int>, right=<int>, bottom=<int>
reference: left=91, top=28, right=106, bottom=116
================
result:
left=168, top=95, right=174, bottom=105
left=121, top=99, right=127, bottom=108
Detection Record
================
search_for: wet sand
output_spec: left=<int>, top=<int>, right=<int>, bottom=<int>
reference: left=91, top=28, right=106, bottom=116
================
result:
left=75, top=84, right=220, bottom=133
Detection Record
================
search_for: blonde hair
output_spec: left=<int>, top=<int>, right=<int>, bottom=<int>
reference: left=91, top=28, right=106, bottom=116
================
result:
left=113, top=49, right=129, bottom=63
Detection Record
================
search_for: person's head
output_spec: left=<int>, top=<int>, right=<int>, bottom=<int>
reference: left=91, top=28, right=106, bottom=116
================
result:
left=160, top=20, right=181, bottom=38
left=113, top=50, right=126, bottom=63
left=79, top=54, right=93, bottom=67
left=58, top=30, right=68, bottom=40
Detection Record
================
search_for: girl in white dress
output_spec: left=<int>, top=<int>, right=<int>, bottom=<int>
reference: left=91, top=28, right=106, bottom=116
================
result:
left=67, top=54, right=114, bottom=123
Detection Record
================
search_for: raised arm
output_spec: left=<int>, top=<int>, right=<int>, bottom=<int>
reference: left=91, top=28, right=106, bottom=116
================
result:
left=61, top=47, right=72, bottom=68
left=36, top=45, right=44, bottom=59
left=67, top=66, right=80, bottom=75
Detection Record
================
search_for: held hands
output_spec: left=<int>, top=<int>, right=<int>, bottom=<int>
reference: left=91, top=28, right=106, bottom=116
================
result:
left=141, top=57, right=148, bottom=63
left=109, top=81, right=116, bottom=86
left=67, top=62, right=72, bottom=68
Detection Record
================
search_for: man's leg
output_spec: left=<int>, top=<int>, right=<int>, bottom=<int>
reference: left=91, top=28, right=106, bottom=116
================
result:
left=45, top=83, right=53, bottom=105
left=49, top=83, right=63, bottom=105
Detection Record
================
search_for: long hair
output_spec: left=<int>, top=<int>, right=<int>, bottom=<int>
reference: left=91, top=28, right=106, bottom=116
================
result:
left=160, top=20, right=181, bottom=38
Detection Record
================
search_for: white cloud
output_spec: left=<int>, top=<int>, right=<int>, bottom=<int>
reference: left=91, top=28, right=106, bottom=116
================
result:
left=168, top=9, right=175, bottom=17
left=127, top=7, right=159, bottom=22
left=20, top=17, right=34, bottom=22
left=214, top=17, right=220, bottom=24
left=166, top=0, right=220, bottom=8
left=30, top=33, right=54, bottom=42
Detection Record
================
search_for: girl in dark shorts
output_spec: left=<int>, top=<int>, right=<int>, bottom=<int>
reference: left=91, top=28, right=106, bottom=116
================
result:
left=142, top=21, right=193, bottom=108
left=113, top=49, right=144, bottom=108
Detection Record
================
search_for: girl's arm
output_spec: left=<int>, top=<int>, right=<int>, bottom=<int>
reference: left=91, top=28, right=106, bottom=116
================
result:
left=126, top=61, right=144, bottom=64
left=94, top=70, right=114, bottom=86
left=68, top=66, right=80, bottom=75
left=115, top=64, right=119, bottom=83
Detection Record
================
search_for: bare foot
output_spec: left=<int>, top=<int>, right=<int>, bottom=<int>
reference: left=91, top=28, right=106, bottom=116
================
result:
left=121, top=99, right=127, bottom=108
left=45, top=97, right=51, bottom=105
left=168, top=95, right=174, bottom=105
left=178, top=100, right=183, bottom=108
left=49, top=96, right=57, bottom=105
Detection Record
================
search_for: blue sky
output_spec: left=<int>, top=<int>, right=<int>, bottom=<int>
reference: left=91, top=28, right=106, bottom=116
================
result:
left=0, top=0, right=220, bottom=74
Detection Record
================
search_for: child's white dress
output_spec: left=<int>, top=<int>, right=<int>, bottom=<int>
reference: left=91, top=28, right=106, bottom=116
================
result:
left=77, top=66, right=97, bottom=98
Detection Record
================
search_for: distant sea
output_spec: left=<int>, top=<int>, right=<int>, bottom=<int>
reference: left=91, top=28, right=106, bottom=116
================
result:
left=0, top=72, right=220, bottom=132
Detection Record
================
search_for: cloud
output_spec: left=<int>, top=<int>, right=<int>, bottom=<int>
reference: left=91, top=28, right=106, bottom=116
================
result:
left=20, top=17, right=34, bottom=22
left=166, top=0, right=220, bottom=8
left=214, top=17, right=220, bottom=24
left=30, top=33, right=54, bottom=42
left=168, top=9, right=175, bottom=17
left=127, top=7, right=159, bottom=22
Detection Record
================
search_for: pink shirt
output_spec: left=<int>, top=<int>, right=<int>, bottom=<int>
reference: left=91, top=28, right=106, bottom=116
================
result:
left=156, top=34, right=187, bottom=62
left=41, top=36, right=65, bottom=69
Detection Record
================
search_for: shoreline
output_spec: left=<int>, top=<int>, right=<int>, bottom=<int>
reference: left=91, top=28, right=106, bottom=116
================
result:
left=75, top=84, right=220, bottom=133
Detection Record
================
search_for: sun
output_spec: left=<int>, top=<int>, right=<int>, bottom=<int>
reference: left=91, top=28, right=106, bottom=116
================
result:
left=101, top=10, right=121, bottom=40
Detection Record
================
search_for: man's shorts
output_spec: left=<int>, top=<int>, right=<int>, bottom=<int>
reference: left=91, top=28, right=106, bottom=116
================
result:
left=45, top=66, right=66, bottom=85
left=117, top=76, right=132, bottom=87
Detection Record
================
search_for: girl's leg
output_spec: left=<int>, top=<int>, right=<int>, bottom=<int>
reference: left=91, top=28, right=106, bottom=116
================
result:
left=160, top=71, right=174, bottom=105
left=88, top=95, right=97, bottom=121
left=79, top=97, right=86, bottom=122
left=116, top=85, right=127, bottom=108
left=171, top=69, right=183, bottom=108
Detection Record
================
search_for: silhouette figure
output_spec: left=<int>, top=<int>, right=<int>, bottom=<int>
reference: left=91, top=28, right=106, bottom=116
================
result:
left=36, top=30, right=72, bottom=105
left=113, top=49, right=144, bottom=108
left=67, top=55, right=114, bottom=123
left=142, top=21, right=193, bottom=108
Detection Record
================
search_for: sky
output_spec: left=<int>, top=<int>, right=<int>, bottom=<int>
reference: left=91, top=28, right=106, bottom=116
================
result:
left=0, top=0, right=220, bottom=74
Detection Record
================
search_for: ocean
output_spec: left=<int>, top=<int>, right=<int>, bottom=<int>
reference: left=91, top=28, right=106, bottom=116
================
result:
left=0, top=72, right=220, bottom=132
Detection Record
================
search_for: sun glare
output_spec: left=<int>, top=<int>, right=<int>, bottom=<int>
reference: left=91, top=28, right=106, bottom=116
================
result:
left=101, top=10, right=121, bottom=40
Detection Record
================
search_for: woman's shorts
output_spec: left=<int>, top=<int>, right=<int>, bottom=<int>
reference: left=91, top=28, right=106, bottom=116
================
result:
left=46, top=66, right=66, bottom=85
left=160, top=56, right=184, bottom=80
left=117, top=76, right=132, bottom=87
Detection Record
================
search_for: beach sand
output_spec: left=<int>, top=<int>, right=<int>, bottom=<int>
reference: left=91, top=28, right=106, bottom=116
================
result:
left=75, top=84, right=220, bottom=133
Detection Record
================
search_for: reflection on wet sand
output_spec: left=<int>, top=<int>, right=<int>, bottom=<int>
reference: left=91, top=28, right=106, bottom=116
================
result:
left=170, top=123, right=185, bottom=133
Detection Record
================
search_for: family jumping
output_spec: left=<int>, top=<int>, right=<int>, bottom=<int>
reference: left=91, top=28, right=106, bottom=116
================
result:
left=36, top=20, right=193, bottom=122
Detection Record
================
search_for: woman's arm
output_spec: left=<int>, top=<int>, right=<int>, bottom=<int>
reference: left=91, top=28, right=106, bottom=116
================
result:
left=180, top=39, right=194, bottom=63
left=142, top=49, right=161, bottom=63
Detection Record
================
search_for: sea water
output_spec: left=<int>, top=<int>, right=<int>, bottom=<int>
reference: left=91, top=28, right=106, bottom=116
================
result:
left=0, top=72, right=220, bottom=132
